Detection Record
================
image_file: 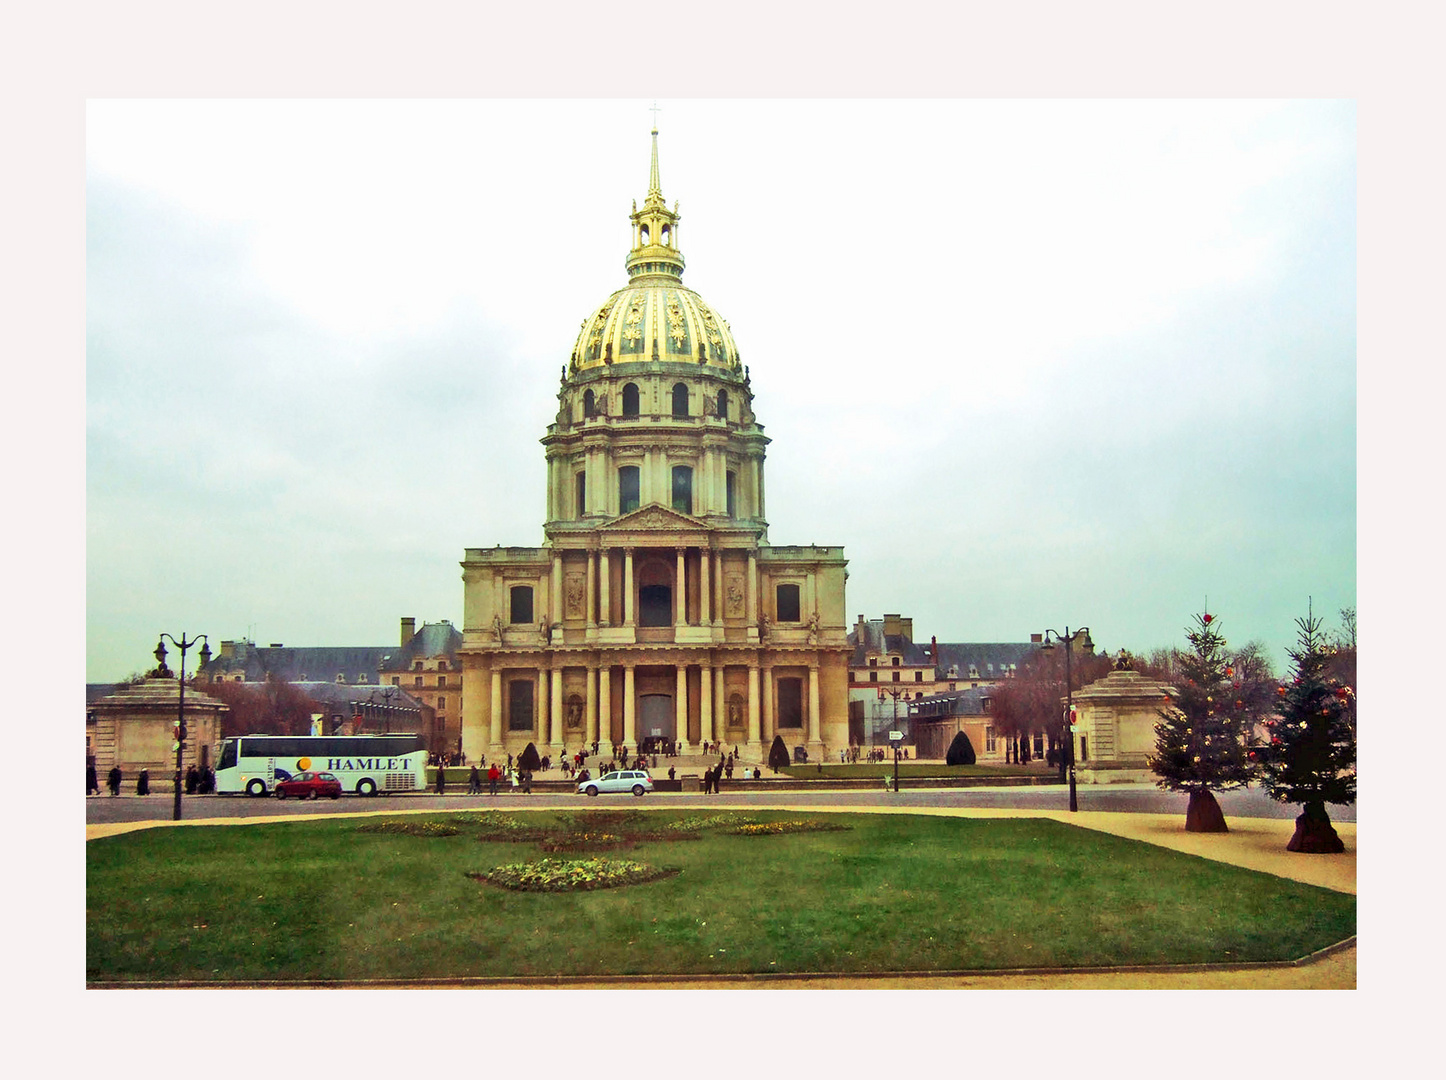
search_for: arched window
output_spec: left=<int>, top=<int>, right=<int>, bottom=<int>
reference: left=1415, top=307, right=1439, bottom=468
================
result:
left=672, top=382, right=689, bottom=417
left=671, top=465, right=693, bottom=514
left=622, top=383, right=640, bottom=417
left=716, top=388, right=729, bottom=419
left=510, top=585, right=534, bottom=624
left=583, top=388, right=596, bottom=417
left=618, top=466, right=640, bottom=514
left=575, top=472, right=587, bottom=518
left=726, top=470, right=737, bottom=518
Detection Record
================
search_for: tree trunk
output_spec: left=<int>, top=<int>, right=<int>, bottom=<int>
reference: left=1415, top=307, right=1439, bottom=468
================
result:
left=1185, top=787, right=1228, bottom=832
left=1286, top=800, right=1345, bottom=853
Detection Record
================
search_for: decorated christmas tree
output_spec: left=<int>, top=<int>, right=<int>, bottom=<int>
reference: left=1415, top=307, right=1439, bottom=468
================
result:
left=1256, top=609, right=1356, bottom=853
left=1150, top=612, right=1255, bottom=831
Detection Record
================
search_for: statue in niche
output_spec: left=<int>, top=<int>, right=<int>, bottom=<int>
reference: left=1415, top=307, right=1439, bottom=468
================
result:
left=539, top=614, right=551, bottom=643
left=492, top=614, right=505, bottom=642
left=567, top=699, right=584, bottom=729
left=728, top=697, right=743, bottom=729
left=759, top=613, right=771, bottom=640
left=807, top=609, right=820, bottom=644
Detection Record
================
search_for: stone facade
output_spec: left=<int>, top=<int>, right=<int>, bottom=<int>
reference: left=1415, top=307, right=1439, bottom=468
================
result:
left=1070, top=669, right=1177, bottom=783
left=459, top=129, right=850, bottom=765
left=87, top=677, right=229, bottom=786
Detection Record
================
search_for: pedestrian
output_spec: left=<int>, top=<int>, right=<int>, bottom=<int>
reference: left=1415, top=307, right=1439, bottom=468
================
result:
left=436, top=765, right=446, bottom=795
left=668, top=766, right=676, bottom=781
left=107, top=765, right=122, bottom=796
left=185, top=764, right=199, bottom=794
left=468, top=765, right=482, bottom=795
left=522, top=769, right=532, bottom=794
left=488, top=763, right=500, bottom=795
left=201, top=765, right=215, bottom=794
left=136, top=769, right=150, bottom=796
left=753, top=766, right=761, bottom=780
left=87, top=762, right=99, bottom=796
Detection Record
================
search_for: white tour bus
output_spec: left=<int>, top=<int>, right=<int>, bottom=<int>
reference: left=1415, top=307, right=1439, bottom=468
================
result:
left=215, top=734, right=429, bottom=797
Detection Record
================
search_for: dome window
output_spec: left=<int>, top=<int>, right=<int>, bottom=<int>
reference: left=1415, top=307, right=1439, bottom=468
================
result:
left=671, top=465, right=693, bottom=514
left=619, top=466, right=640, bottom=514
left=671, top=383, right=689, bottom=418
left=640, top=224, right=651, bottom=246
left=622, top=383, right=640, bottom=417
left=716, top=389, right=729, bottom=419
left=661, top=225, right=671, bottom=247
left=583, top=388, right=596, bottom=417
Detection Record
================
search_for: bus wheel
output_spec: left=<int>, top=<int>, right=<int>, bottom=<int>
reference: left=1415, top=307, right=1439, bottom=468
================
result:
left=246, top=779, right=266, bottom=798
left=357, top=778, right=377, bottom=797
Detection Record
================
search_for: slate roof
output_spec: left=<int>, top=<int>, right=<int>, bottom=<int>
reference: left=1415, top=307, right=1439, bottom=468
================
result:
left=200, top=643, right=390, bottom=684
left=379, top=621, right=463, bottom=674
left=908, top=685, right=994, bottom=720
left=931, top=642, right=1040, bottom=681
left=290, top=682, right=428, bottom=716
left=847, top=622, right=931, bottom=666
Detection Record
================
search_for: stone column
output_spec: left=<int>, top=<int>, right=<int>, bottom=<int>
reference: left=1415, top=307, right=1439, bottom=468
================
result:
left=675, top=547, right=687, bottom=628
left=598, top=663, right=611, bottom=748
left=623, top=664, right=636, bottom=749
left=747, top=550, right=758, bottom=627
left=551, top=666, right=564, bottom=754
left=489, top=669, right=503, bottom=753
left=808, top=663, right=821, bottom=748
left=675, top=665, right=689, bottom=750
left=586, top=550, right=597, bottom=629
left=537, top=666, right=549, bottom=747
left=585, top=665, right=598, bottom=746
left=762, top=662, right=775, bottom=745
left=713, top=551, right=723, bottom=626
left=549, top=552, right=561, bottom=630
left=747, top=662, right=761, bottom=751
left=623, top=548, right=635, bottom=627
left=699, top=546, right=712, bottom=627
left=713, top=664, right=725, bottom=747
left=700, top=664, right=713, bottom=747
left=600, top=549, right=611, bottom=627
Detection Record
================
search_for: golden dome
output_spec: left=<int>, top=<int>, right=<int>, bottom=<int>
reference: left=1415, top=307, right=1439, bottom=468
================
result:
left=569, top=128, right=741, bottom=374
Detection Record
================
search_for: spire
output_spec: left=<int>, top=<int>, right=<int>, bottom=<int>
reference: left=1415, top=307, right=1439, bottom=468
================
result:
left=627, top=118, right=684, bottom=283
left=648, top=126, right=663, bottom=202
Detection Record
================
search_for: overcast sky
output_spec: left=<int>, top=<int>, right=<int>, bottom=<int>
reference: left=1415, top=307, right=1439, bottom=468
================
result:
left=85, top=99, right=1355, bottom=682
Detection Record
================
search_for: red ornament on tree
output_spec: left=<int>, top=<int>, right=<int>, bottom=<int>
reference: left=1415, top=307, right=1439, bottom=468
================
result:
left=1202, top=614, right=1213, bottom=624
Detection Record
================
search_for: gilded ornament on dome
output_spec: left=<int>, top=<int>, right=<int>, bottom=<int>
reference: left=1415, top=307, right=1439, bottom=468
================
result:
left=666, top=292, right=686, bottom=347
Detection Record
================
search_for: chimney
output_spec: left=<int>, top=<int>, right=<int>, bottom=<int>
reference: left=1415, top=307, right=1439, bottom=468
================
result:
left=930, top=635, right=938, bottom=664
left=1031, top=633, right=1043, bottom=643
left=900, top=617, right=913, bottom=641
left=883, top=613, right=903, bottom=637
left=220, top=640, right=237, bottom=660
left=401, top=618, right=416, bottom=647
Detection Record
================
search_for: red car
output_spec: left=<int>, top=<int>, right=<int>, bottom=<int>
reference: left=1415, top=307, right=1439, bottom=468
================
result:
left=274, top=771, right=343, bottom=800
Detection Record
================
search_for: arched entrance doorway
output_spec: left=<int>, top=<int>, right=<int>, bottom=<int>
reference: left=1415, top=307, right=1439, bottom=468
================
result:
left=639, top=694, right=675, bottom=745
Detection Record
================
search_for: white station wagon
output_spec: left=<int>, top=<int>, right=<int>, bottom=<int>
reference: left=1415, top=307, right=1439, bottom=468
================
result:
left=577, top=770, right=654, bottom=797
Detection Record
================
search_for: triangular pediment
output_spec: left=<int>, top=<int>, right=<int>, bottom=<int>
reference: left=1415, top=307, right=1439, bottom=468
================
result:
left=600, top=503, right=706, bottom=532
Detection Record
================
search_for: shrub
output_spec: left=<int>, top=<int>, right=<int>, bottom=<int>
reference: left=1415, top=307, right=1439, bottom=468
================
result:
left=727, top=820, right=849, bottom=836
left=355, top=820, right=459, bottom=837
left=517, top=742, right=542, bottom=771
left=945, top=731, right=976, bottom=766
left=768, top=735, right=790, bottom=771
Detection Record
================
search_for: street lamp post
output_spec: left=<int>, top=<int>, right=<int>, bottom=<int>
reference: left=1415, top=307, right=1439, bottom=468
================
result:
left=879, top=685, right=906, bottom=792
left=157, top=632, right=210, bottom=822
left=1041, top=626, right=1088, bottom=813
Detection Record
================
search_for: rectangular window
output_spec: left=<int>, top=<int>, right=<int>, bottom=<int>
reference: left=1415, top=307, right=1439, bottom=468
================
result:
left=869, top=671, right=878, bottom=683
left=619, top=466, right=640, bottom=514
left=892, top=671, right=899, bottom=682
left=438, top=675, right=447, bottom=687
left=415, top=676, right=423, bottom=687
left=391, top=676, right=400, bottom=686
left=986, top=725, right=996, bottom=753
left=508, top=679, right=534, bottom=732
left=776, top=583, right=801, bottom=622
left=914, top=671, right=923, bottom=682
left=510, top=585, right=534, bottom=624
left=576, top=472, right=587, bottom=518
left=726, top=470, right=736, bottom=517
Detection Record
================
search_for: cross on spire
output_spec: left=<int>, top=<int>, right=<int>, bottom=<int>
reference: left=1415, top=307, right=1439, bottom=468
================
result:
left=649, top=101, right=662, bottom=131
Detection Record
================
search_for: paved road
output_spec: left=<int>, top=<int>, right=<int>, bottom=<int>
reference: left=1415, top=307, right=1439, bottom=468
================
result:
left=84, top=783, right=1354, bottom=826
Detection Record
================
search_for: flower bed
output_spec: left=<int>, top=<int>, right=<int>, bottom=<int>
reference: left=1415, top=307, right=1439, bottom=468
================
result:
left=538, top=832, right=628, bottom=852
left=469, top=857, right=677, bottom=892
left=355, top=820, right=460, bottom=837
left=727, top=820, right=848, bottom=836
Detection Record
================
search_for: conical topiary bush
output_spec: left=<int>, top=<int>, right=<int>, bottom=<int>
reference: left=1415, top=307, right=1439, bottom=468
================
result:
left=768, top=735, right=790, bottom=772
left=945, top=730, right=976, bottom=766
left=518, top=742, right=542, bottom=771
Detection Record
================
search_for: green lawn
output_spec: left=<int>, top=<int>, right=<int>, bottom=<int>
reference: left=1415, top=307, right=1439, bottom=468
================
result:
left=86, top=810, right=1355, bottom=983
